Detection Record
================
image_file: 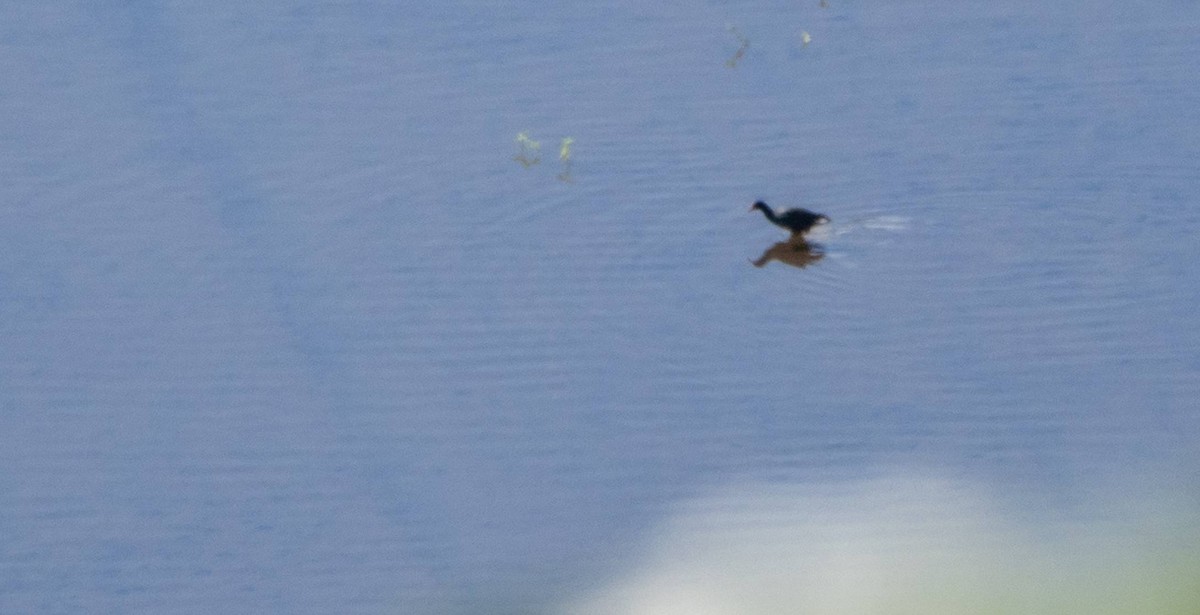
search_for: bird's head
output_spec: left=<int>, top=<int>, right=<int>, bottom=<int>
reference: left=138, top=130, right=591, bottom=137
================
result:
left=750, top=201, right=768, bottom=212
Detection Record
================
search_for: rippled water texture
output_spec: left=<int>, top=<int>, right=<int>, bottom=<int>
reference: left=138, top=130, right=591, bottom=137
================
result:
left=1, top=1, right=1198, bottom=613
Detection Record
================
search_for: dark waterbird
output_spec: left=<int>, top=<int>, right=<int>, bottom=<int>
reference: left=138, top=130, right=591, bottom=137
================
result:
left=750, top=201, right=829, bottom=237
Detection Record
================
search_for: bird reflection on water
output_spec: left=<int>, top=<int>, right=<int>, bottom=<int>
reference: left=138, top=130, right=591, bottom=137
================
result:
left=751, top=237, right=825, bottom=269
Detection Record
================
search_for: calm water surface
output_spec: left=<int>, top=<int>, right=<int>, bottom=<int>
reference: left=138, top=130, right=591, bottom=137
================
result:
left=1, top=1, right=1198, bottom=613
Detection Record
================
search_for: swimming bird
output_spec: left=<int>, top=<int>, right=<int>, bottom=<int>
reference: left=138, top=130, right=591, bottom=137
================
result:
left=750, top=201, right=829, bottom=236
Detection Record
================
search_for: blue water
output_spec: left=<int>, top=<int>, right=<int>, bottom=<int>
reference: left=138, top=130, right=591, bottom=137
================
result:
left=2, top=2, right=1198, bottom=613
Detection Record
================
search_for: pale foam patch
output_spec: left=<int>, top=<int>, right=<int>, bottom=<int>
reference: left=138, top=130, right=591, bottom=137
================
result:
left=824, top=215, right=911, bottom=238
left=860, top=215, right=910, bottom=232
left=559, top=474, right=1200, bottom=615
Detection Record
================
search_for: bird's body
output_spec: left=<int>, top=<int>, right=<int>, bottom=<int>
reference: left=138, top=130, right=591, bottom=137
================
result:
left=750, top=201, right=829, bottom=236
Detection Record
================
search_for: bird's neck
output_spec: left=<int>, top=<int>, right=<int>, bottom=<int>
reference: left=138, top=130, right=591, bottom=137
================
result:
left=757, top=206, right=780, bottom=224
